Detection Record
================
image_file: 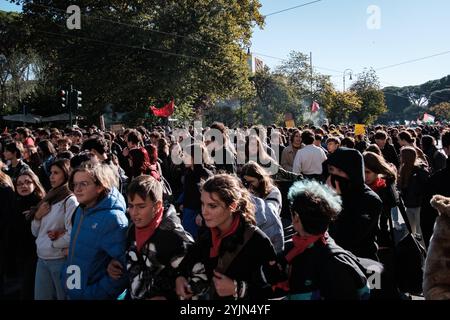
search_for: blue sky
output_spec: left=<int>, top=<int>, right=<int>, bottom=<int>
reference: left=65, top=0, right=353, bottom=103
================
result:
left=2, top=0, right=449, bottom=90
left=252, top=0, right=450, bottom=90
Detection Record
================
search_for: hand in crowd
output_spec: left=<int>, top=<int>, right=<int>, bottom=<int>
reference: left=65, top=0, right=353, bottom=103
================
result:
left=34, top=202, right=50, bottom=220
left=213, top=270, right=236, bottom=297
left=195, top=214, right=203, bottom=227
left=107, top=259, right=123, bottom=280
left=47, top=229, right=65, bottom=241
left=175, top=276, right=193, bottom=300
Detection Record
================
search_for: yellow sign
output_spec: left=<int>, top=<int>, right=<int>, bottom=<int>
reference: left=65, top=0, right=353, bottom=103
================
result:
left=285, top=120, right=295, bottom=128
left=354, top=124, right=366, bottom=136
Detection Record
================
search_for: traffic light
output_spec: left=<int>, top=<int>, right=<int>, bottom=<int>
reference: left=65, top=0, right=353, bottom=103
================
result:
left=59, top=90, right=68, bottom=108
left=75, top=90, right=82, bottom=109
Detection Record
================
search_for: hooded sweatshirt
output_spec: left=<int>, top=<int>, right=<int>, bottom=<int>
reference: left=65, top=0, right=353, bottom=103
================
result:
left=326, top=148, right=382, bottom=260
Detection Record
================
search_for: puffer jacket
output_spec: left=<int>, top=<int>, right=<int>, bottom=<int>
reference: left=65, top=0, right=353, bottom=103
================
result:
left=62, top=187, right=128, bottom=300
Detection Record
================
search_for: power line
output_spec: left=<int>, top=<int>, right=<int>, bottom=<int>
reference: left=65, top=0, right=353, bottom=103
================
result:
left=252, top=52, right=342, bottom=74
left=26, top=3, right=224, bottom=49
left=376, top=50, right=450, bottom=71
left=264, top=0, right=324, bottom=17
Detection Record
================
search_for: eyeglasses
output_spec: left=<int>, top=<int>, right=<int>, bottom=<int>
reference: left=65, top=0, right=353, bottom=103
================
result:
left=17, top=180, right=34, bottom=187
left=72, top=181, right=95, bottom=190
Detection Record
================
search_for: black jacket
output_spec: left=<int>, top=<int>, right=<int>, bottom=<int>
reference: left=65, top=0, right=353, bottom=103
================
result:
left=178, top=219, right=278, bottom=300
left=0, top=185, right=16, bottom=275
left=326, top=148, right=383, bottom=260
left=125, top=205, right=194, bottom=300
left=283, top=237, right=370, bottom=300
left=400, top=166, right=429, bottom=208
left=421, top=157, right=450, bottom=246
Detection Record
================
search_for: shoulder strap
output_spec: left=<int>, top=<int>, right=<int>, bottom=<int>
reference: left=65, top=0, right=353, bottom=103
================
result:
left=215, top=225, right=256, bottom=274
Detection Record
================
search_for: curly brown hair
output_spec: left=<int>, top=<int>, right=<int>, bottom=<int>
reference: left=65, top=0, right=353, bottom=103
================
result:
left=201, top=174, right=256, bottom=225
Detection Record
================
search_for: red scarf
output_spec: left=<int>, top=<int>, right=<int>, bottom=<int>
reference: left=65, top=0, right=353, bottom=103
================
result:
left=369, top=177, right=386, bottom=193
left=285, top=233, right=328, bottom=263
left=210, top=215, right=240, bottom=258
left=135, top=207, right=164, bottom=252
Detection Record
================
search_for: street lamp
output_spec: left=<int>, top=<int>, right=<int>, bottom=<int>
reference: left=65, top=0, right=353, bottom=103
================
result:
left=343, top=69, right=353, bottom=92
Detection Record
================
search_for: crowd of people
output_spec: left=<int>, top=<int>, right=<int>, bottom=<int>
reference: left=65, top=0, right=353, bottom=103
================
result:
left=0, top=121, right=449, bottom=300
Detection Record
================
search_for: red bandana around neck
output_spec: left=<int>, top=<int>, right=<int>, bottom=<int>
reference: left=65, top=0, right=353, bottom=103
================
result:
left=369, top=177, right=387, bottom=193
left=285, top=233, right=328, bottom=263
left=135, top=206, right=164, bottom=252
left=210, top=215, right=241, bottom=258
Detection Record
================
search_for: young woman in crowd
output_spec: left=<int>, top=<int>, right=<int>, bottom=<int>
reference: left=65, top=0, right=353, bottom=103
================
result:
left=107, top=175, right=193, bottom=299
left=363, top=151, right=399, bottom=246
left=397, top=131, right=429, bottom=168
left=240, top=161, right=282, bottom=216
left=398, top=147, right=430, bottom=241
left=63, top=163, right=128, bottom=300
left=175, top=174, right=278, bottom=300
left=31, top=159, right=78, bottom=300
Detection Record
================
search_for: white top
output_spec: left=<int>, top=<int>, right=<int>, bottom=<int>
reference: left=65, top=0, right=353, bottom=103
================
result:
left=292, top=144, right=327, bottom=175
left=31, top=195, right=78, bottom=260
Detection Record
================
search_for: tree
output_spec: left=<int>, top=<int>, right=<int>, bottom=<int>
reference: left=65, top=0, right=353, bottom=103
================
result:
left=430, top=102, right=450, bottom=121
left=0, top=10, right=38, bottom=112
left=349, top=68, right=387, bottom=124
left=251, top=67, right=302, bottom=124
left=13, top=0, right=264, bottom=122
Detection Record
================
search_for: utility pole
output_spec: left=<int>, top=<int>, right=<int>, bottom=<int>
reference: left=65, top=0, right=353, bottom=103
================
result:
left=310, top=52, right=313, bottom=96
left=69, top=84, right=73, bottom=127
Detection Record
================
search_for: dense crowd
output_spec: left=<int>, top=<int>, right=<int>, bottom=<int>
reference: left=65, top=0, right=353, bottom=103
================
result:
left=0, top=122, right=449, bottom=300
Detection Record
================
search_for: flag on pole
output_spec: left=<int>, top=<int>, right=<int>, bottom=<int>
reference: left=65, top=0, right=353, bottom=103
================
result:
left=423, top=113, right=435, bottom=123
left=150, top=99, right=175, bottom=117
left=311, top=100, right=320, bottom=113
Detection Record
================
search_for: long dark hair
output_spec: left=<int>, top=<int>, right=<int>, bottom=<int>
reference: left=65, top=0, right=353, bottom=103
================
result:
left=50, top=158, right=71, bottom=185
left=240, top=161, right=274, bottom=198
left=363, top=151, right=397, bottom=183
left=15, top=169, right=46, bottom=200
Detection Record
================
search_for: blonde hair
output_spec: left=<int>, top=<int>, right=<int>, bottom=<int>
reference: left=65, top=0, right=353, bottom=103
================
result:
left=0, top=170, right=14, bottom=190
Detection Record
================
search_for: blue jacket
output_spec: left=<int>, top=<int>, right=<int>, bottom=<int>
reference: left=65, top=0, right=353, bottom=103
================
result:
left=63, top=187, right=128, bottom=300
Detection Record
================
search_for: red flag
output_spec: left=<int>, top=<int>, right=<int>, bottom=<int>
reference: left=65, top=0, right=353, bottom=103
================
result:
left=150, top=99, right=175, bottom=117
left=311, top=101, right=320, bottom=113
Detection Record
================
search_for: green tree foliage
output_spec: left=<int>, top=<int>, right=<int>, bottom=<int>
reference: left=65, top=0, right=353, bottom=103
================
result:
left=349, top=68, right=387, bottom=124
left=11, top=0, right=264, bottom=123
left=0, top=10, right=38, bottom=112
left=323, top=90, right=361, bottom=124
left=429, top=102, right=450, bottom=121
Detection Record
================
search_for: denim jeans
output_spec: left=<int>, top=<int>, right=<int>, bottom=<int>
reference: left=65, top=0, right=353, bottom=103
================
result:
left=34, top=258, right=66, bottom=300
